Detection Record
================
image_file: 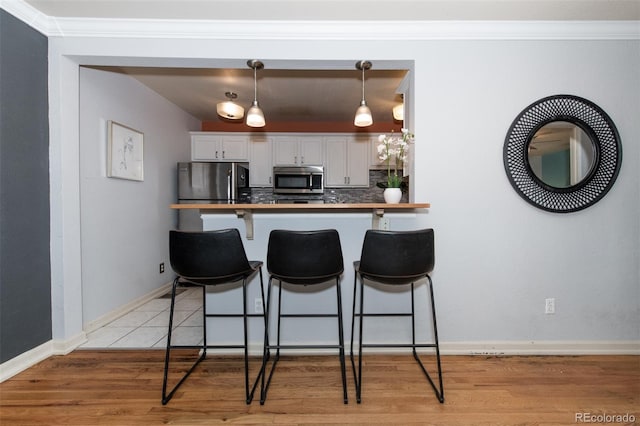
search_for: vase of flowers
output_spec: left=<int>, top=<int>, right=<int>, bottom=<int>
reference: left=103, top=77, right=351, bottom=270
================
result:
left=383, top=187, right=402, bottom=204
left=377, top=128, right=413, bottom=204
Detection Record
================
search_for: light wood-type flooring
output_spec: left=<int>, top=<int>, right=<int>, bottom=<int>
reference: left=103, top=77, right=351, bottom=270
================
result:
left=1, top=350, right=638, bottom=425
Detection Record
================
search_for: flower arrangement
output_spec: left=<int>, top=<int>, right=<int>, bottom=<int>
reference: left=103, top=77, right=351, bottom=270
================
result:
left=377, top=128, right=414, bottom=188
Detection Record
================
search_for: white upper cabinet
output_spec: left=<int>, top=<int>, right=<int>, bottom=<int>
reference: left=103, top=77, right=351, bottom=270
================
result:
left=190, top=132, right=249, bottom=161
left=191, top=132, right=373, bottom=188
left=324, top=136, right=370, bottom=187
left=273, top=135, right=323, bottom=166
left=248, top=134, right=273, bottom=187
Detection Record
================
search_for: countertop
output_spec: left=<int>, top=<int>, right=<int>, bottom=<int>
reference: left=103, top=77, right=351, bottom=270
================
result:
left=170, top=202, right=430, bottom=210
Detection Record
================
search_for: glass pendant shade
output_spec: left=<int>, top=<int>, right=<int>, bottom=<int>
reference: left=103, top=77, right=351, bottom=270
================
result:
left=393, top=103, right=404, bottom=121
left=216, top=100, right=244, bottom=120
left=354, top=101, right=373, bottom=127
left=246, top=100, right=265, bottom=127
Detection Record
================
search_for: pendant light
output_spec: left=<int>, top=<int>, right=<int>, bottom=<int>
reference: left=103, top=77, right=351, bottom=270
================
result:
left=246, top=59, right=266, bottom=128
left=393, top=103, right=404, bottom=121
left=216, top=92, right=244, bottom=120
left=354, top=60, right=373, bottom=127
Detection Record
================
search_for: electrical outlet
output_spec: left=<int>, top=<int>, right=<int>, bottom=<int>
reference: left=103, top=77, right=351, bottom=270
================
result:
left=159, top=262, right=165, bottom=274
left=254, top=297, right=263, bottom=314
left=545, top=298, right=555, bottom=314
left=379, top=217, right=390, bottom=230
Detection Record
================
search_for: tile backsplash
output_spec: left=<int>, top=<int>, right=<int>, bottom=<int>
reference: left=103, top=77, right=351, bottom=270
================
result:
left=249, top=170, right=409, bottom=204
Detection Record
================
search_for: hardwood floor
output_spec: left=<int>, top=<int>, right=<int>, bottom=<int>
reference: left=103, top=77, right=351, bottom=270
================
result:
left=1, top=350, right=638, bottom=425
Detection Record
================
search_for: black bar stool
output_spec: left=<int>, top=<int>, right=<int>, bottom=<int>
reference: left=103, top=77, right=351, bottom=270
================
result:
left=260, top=229, right=348, bottom=404
left=350, top=229, right=444, bottom=403
left=162, top=229, right=266, bottom=405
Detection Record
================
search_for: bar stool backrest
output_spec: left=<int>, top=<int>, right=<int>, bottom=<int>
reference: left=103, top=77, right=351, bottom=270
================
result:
left=267, top=229, right=344, bottom=285
left=169, top=229, right=253, bottom=284
left=358, top=229, right=434, bottom=285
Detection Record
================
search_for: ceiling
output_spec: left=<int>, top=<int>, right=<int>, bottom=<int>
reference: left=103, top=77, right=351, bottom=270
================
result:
left=20, top=0, right=640, bottom=126
left=87, top=65, right=409, bottom=124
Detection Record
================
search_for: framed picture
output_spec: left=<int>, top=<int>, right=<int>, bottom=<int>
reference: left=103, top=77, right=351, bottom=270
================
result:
left=107, top=120, right=144, bottom=181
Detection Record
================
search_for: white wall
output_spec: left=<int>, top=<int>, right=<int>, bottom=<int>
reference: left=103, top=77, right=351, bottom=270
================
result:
left=48, top=27, right=639, bottom=352
left=79, top=67, right=197, bottom=326
left=419, top=40, right=639, bottom=344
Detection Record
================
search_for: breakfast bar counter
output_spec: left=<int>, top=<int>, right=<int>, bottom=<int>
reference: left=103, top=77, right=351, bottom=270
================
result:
left=171, top=203, right=430, bottom=239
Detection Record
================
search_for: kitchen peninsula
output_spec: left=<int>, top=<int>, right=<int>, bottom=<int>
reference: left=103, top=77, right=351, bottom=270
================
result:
left=171, top=202, right=430, bottom=239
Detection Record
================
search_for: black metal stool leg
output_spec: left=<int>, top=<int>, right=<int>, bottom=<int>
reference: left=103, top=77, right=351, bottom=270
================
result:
left=242, top=278, right=251, bottom=403
left=409, top=278, right=444, bottom=403
left=162, top=280, right=206, bottom=405
left=335, top=278, right=348, bottom=404
left=357, top=276, right=364, bottom=403
left=427, top=277, right=445, bottom=403
left=248, top=267, right=267, bottom=404
left=260, top=277, right=280, bottom=404
left=349, top=272, right=361, bottom=403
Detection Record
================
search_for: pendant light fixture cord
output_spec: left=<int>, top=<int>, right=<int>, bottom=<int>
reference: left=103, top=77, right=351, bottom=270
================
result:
left=253, top=65, right=258, bottom=103
left=361, top=65, right=366, bottom=103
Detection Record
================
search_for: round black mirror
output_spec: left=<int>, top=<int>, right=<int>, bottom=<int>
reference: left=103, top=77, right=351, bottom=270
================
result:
left=504, top=95, right=622, bottom=213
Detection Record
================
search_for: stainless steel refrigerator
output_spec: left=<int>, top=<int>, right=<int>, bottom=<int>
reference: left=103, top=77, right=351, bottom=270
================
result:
left=177, top=161, right=250, bottom=231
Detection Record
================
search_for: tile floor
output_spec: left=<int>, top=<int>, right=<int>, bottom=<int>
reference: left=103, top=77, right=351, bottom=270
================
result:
left=80, top=287, right=204, bottom=349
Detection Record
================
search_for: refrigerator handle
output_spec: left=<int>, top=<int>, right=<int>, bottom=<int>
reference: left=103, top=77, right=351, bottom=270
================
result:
left=227, top=169, right=232, bottom=200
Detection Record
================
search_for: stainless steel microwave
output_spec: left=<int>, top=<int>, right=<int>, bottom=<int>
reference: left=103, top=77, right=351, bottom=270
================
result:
left=273, top=165, right=324, bottom=194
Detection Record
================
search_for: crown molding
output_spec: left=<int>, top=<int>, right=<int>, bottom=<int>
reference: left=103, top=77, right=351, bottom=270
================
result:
left=2, top=1, right=639, bottom=40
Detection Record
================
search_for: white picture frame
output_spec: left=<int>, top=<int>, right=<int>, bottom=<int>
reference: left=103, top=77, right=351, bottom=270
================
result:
left=107, top=120, right=144, bottom=181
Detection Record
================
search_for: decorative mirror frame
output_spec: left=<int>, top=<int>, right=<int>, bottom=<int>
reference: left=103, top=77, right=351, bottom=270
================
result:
left=503, top=94, right=622, bottom=213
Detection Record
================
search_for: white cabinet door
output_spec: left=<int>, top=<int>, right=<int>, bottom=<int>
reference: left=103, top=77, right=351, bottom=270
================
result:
left=325, top=137, right=349, bottom=187
left=220, top=135, right=249, bottom=161
left=347, top=139, right=370, bottom=186
left=273, top=136, right=299, bottom=166
left=273, top=136, right=323, bottom=166
left=191, top=133, right=248, bottom=161
left=191, top=134, right=222, bottom=160
left=249, top=135, right=273, bottom=187
left=324, top=136, right=369, bottom=187
left=298, top=136, right=324, bottom=166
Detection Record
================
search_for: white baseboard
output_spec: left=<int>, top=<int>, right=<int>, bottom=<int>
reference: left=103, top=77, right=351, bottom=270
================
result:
left=440, top=340, right=640, bottom=355
left=241, top=340, right=640, bottom=357
left=83, top=282, right=173, bottom=334
left=0, top=330, right=84, bottom=383
left=0, top=341, right=53, bottom=383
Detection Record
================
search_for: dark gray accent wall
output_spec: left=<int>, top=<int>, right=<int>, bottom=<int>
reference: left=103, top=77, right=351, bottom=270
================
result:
left=0, top=9, right=52, bottom=363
